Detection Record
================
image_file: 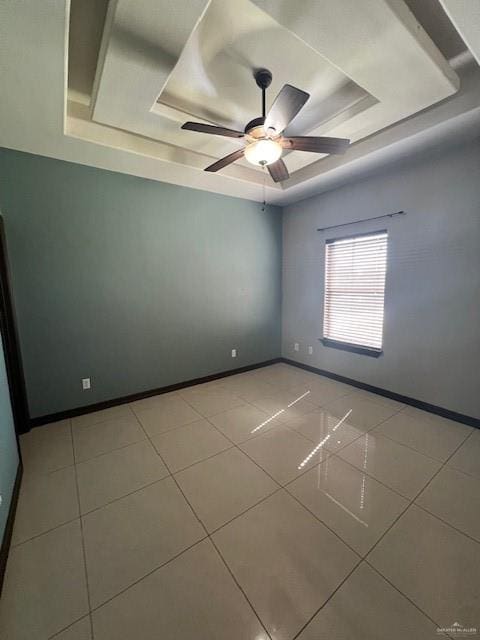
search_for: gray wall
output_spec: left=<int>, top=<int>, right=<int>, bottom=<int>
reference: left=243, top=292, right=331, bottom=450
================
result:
left=282, top=141, right=480, bottom=418
left=0, top=149, right=282, bottom=418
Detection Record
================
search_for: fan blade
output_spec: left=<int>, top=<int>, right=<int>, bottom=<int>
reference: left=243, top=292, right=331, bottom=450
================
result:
left=182, top=122, right=244, bottom=138
left=282, top=136, right=350, bottom=155
left=264, top=85, right=310, bottom=134
left=205, top=148, right=245, bottom=173
left=267, top=158, right=289, bottom=183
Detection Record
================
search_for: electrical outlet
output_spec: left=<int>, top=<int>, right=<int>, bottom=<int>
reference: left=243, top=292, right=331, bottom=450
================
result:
left=308, top=346, right=313, bottom=355
left=82, top=377, right=91, bottom=390
left=294, top=343, right=299, bottom=352
left=231, top=349, right=237, bottom=358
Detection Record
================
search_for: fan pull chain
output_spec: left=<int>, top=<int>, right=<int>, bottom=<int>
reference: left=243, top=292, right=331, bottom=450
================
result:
left=262, top=166, right=267, bottom=212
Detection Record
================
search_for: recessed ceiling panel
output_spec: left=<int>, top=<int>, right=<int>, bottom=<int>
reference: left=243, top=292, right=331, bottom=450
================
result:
left=82, top=0, right=461, bottom=192
left=1, top=0, right=477, bottom=207
left=158, top=0, right=368, bottom=138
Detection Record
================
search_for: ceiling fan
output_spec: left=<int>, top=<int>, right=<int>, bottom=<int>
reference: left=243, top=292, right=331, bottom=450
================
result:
left=181, top=69, right=350, bottom=183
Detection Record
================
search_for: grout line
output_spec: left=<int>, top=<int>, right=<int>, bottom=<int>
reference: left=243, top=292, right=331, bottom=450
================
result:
left=181, top=403, right=247, bottom=421
left=208, top=535, right=274, bottom=640
left=290, top=558, right=364, bottom=640
left=18, top=365, right=477, bottom=640
left=278, top=403, right=407, bottom=487
left=371, top=428, right=461, bottom=463
left=132, top=406, right=274, bottom=640
left=79, top=475, right=171, bottom=518
left=363, top=561, right=455, bottom=640
left=166, top=443, right=236, bottom=475
left=353, top=426, right=480, bottom=633
left=36, top=370, right=459, bottom=468
left=130, top=405, right=203, bottom=434
left=47, top=614, right=92, bottom=640
left=21, top=460, right=76, bottom=478
left=17, top=383, right=407, bottom=548
left=316, top=440, right=436, bottom=502
left=151, top=402, right=478, bottom=483
left=274, top=373, right=480, bottom=636
left=433, top=453, right=480, bottom=482
left=179, top=397, right=283, bottom=489
left=88, top=536, right=209, bottom=614
left=175, top=386, right=415, bottom=554
left=11, top=515, right=82, bottom=549
left=286, top=485, right=418, bottom=640
left=371, top=404, right=475, bottom=457
left=284, top=484, right=363, bottom=559
left=10, top=369, right=345, bottom=628
left=344, top=424, right=441, bottom=459
left=169, top=394, right=285, bottom=639
left=291, top=448, right=413, bottom=561
left=69, top=419, right=95, bottom=640
left=363, top=427, right=474, bottom=559
left=210, top=421, right=283, bottom=487
left=318, top=451, right=417, bottom=502
left=206, top=486, right=283, bottom=537
left=411, top=501, right=480, bottom=546
left=20, top=389, right=292, bottom=545
left=74, top=435, right=149, bottom=466
left=176, top=387, right=379, bottom=637
left=70, top=405, right=135, bottom=430
left=410, top=432, right=480, bottom=534
left=24, top=370, right=468, bottom=639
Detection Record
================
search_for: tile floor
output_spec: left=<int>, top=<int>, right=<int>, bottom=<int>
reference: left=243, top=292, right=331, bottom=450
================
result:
left=1, top=363, right=479, bottom=639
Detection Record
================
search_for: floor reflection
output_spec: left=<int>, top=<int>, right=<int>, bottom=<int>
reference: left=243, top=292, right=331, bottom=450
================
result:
left=322, top=490, right=369, bottom=527
left=294, top=409, right=372, bottom=528
left=360, top=433, right=369, bottom=511
left=250, top=390, right=311, bottom=434
left=297, top=409, right=352, bottom=469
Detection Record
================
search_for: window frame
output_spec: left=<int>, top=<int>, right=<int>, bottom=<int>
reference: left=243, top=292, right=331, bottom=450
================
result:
left=320, top=229, right=388, bottom=358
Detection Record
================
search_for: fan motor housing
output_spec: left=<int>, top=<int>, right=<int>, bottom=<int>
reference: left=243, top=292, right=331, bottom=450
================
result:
left=244, top=117, right=265, bottom=137
left=254, top=68, right=272, bottom=90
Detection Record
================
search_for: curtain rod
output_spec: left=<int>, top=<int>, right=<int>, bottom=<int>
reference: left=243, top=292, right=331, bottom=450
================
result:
left=317, top=210, right=405, bottom=232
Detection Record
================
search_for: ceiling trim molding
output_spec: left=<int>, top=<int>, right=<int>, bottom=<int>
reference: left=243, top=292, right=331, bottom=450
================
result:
left=439, top=0, right=480, bottom=66
left=1, top=0, right=478, bottom=206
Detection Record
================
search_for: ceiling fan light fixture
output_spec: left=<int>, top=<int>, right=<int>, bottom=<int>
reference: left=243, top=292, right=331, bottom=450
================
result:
left=244, top=139, right=282, bottom=166
left=182, top=69, right=350, bottom=182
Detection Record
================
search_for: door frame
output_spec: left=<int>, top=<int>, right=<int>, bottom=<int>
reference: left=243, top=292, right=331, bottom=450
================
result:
left=0, top=214, right=28, bottom=594
left=0, top=216, right=29, bottom=435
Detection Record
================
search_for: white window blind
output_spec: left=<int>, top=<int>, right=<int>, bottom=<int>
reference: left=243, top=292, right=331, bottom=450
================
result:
left=323, top=231, right=388, bottom=351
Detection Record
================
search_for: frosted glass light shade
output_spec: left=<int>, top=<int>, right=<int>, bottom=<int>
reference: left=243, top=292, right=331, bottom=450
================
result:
left=244, top=139, right=282, bottom=166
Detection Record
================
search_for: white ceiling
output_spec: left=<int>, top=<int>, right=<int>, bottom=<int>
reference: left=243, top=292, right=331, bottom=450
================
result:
left=0, top=0, right=479, bottom=205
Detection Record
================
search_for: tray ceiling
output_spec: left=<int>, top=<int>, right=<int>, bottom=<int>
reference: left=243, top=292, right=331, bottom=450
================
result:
left=1, top=0, right=479, bottom=204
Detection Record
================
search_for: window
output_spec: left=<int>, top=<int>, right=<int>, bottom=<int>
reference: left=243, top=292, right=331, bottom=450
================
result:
left=322, top=231, right=388, bottom=355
